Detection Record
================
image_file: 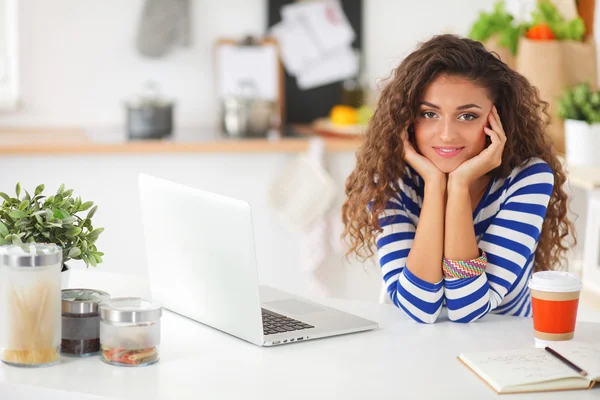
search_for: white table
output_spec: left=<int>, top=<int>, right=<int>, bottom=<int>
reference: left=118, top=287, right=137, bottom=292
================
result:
left=1, top=271, right=599, bottom=400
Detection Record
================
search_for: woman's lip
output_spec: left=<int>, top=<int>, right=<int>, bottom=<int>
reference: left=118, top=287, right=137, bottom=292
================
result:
left=433, top=147, right=464, bottom=158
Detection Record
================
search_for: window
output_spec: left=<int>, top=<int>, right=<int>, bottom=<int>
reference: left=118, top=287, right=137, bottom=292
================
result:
left=0, top=0, right=18, bottom=110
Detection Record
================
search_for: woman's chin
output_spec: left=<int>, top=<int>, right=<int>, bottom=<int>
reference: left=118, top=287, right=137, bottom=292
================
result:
left=431, top=159, right=462, bottom=174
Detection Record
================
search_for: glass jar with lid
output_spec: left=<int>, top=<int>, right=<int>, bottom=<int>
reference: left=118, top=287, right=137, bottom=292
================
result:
left=61, top=289, right=110, bottom=357
left=99, top=297, right=162, bottom=367
left=0, top=243, right=62, bottom=367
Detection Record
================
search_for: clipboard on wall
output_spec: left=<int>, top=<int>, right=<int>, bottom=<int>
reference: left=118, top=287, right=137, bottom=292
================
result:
left=214, top=37, right=285, bottom=135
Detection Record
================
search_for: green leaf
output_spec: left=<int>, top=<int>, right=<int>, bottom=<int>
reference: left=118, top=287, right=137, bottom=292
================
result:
left=87, top=228, right=104, bottom=241
left=86, top=205, right=97, bottom=220
left=34, top=184, right=45, bottom=196
left=0, top=221, right=8, bottom=236
left=0, top=192, right=11, bottom=202
left=18, top=199, right=30, bottom=211
left=15, top=219, right=30, bottom=228
left=53, top=207, right=66, bottom=219
left=79, top=201, right=93, bottom=212
left=10, top=234, right=22, bottom=244
left=63, top=189, right=74, bottom=198
left=65, top=227, right=82, bottom=238
left=88, top=253, right=97, bottom=267
left=58, top=184, right=65, bottom=194
left=81, top=240, right=88, bottom=252
left=0, top=236, right=7, bottom=245
left=68, top=247, right=81, bottom=258
left=45, top=195, right=55, bottom=206
left=15, top=183, right=21, bottom=198
left=8, top=210, right=27, bottom=219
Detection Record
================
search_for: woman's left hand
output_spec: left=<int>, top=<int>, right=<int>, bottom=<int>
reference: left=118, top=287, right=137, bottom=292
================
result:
left=449, top=105, right=506, bottom=186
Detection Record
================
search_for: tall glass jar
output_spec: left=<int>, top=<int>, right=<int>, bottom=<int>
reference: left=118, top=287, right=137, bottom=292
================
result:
left=99, top=297, right=162, bottom=367
left=0, top=243, right=62, bottom=367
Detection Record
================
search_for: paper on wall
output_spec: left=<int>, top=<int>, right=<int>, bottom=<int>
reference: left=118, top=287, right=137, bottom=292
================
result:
left=280, top=0, right=355, bottom=55
left=270, top=19, right=321, bottom=77
left=269, top=0, right=357, bottom=90
left=216, top=44, right=278, bottom=101
left=296, top=46, right=358, bottom=90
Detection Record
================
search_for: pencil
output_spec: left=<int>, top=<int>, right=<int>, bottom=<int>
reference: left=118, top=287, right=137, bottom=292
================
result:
left=544, top=346, right=588, bottom=377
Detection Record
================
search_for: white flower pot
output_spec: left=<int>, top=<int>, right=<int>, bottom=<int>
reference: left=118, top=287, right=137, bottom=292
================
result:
left=565, top=119, right=600, bottom=167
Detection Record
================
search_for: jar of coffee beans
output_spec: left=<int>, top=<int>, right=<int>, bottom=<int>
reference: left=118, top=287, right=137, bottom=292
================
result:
left=61, top=289, right=110, bottom=357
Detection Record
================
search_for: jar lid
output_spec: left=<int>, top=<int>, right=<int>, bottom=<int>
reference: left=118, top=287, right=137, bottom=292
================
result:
left=0, top=243, right=62, bottom=267
left=99, top=297, right=162, bottom=324
left=125, top=81, right=173, bottom=109
left=62, top=288, right=110, bottom=314
left=528, top=270, right=582, bottom=293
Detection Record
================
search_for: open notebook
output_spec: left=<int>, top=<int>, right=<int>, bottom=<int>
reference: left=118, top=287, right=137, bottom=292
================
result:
left=458, top=342, right=600, bottom=394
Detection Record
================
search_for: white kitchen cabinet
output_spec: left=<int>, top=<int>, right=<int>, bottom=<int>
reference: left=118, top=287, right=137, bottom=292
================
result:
left=0, top=0, right=18, bottom=110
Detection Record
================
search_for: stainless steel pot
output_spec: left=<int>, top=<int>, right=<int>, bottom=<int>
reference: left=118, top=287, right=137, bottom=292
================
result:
left=222, top=96, right=274, bottom=138
left=125, top=82, right=174, bottom=140
left=221, top=79, right=275, bottom=138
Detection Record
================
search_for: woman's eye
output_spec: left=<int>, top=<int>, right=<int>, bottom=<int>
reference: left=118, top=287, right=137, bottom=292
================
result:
left=422, top=111, right=437, bottom=119
left=459, top=113, right=478, bottom=121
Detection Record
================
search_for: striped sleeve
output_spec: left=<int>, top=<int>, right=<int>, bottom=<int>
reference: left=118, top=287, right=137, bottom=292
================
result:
left=444, top=161, right=554, bottom=322
left=375, top=196, right=444, bottom=324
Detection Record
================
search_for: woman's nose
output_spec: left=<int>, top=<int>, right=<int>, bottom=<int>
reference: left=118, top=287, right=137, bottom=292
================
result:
left=438, top=120, right=455, bottom=142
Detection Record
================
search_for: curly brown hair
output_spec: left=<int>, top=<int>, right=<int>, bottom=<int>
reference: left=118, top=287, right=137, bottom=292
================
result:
left=342, top=34, right=574, bottom=273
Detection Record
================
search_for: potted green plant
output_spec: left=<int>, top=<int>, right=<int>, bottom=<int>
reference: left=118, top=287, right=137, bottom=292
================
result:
left=0, top=183, right=104, bottom=288
left=558, top=82, right=600, bottom=167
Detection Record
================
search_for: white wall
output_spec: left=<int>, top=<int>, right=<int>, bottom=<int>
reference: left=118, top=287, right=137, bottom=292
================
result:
left=0, top=0, right=497, bottom=128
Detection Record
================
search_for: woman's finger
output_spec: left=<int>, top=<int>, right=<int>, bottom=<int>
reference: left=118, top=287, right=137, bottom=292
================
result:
left=491, top=106, right=507, bottom=141
left=484, top=126, right=501, bottom=144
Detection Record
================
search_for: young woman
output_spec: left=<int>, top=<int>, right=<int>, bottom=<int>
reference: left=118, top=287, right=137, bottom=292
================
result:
left=342, top=34, right=573, bottom=323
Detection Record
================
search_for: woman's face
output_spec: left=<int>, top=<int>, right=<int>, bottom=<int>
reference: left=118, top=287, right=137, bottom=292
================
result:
left=413, top=74, right=493, bottom=174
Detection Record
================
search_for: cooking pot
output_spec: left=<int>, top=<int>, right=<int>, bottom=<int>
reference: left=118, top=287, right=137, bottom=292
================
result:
left=125, top=82, right=174, bottom=140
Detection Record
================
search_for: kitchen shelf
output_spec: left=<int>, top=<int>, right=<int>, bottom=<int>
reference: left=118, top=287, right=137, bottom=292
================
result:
left=0, top=126, right=363, bottom=155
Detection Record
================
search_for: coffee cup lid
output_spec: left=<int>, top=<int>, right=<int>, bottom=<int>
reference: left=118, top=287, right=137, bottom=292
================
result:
left=528, top=270, right=581, bottom=293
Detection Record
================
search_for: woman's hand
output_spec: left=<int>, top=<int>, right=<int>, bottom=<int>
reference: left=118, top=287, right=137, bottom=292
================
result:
left=449, top=106, right=506, bottom=187
left=402, top=131, right=446, bottom=187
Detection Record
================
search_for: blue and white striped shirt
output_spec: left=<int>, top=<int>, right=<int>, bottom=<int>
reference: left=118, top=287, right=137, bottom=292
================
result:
left=376, top=158, right=554, bottom=323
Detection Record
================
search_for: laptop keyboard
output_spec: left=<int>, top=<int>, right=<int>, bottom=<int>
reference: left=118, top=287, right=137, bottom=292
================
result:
left=262, top=308, right=314, bottom=336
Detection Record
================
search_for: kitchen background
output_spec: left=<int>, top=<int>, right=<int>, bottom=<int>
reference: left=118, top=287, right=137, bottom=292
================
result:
left=0, top=0, right=489, bottom=129
left=0, top=0, right=599, bottom=309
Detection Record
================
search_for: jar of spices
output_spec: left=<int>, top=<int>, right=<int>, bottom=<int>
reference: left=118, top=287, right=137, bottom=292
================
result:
left=99, top=297, right=162, bottom=367
left=0, top=243, right=62, bottom=367
left=61, top=289, right=110, bottom=357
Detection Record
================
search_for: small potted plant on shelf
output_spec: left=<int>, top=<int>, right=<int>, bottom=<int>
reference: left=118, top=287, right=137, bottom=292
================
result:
left=0, top=183, right=104, bottom=288
left=558, top=82, right=600, bottom=167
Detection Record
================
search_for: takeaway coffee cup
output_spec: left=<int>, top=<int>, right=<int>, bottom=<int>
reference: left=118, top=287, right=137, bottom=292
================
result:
left=528, top=271, right=582, bottom=348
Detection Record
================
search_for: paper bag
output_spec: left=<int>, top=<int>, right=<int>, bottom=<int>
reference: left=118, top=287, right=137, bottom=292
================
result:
left=484, top=33, right=516, bottom=69
left=515, top=36, right=597, bottom=153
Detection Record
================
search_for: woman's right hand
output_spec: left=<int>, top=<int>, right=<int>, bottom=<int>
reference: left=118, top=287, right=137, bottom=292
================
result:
left=402, top=132, right=446, bottom=187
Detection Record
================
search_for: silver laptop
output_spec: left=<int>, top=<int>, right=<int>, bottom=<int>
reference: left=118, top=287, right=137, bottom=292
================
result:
left=138, top=173, right=377, bottom=346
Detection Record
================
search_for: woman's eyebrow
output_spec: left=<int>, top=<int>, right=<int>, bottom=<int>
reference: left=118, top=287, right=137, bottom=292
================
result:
left=456, top=103, right=481, bottom=110
left=419, top=101, right=482, bottom=110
